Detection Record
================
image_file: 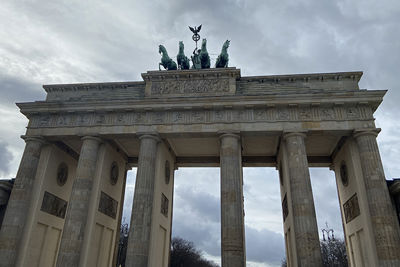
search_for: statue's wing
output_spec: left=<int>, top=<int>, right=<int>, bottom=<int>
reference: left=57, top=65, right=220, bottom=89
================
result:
left=197, top=24, right=202, bottom=32
left=189, top=26, right=195, bottom=33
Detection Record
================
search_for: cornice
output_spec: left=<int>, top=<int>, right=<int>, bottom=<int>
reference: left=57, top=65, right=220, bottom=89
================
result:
left=238, top=71, right=363, bottom=83
left=16, top=89, right=386, bottom=117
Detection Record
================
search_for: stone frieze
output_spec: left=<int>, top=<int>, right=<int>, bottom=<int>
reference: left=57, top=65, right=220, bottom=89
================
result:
left=28, top=104, right=373, bottom=129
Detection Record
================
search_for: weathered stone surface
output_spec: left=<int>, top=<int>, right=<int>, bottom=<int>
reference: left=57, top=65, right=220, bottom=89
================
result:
left=56, top=136, right=101, bottom=267
left=354, top=129, right=400, bottom=265
left=283, top=132, right=323, bottom=267
left=126, top=134, right=160, bottom=267
left=7, top=68, right=397, bottom=267
left=0, top=136, right=45, bottom=267
left=142, top=68, right=240, bottom=97
left=220, top=133, right=246, bottom=267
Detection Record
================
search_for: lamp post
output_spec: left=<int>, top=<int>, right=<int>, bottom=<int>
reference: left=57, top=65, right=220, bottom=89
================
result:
left=321, top=222, right=335, bottom=241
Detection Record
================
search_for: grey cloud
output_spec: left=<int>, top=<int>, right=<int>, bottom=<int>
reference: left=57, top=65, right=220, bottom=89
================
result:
left=0, top=141, right=13, bottom=177
left=1, top=0, right=400, bottom=265
left=310, top=168, right=344, bottom=237
left=245, top=226, right=285, bottom=265
left=0, top=74, right=45, bottom=107
left=175, top=186, right=220, bottom=223
left=172, top=216, right=221, bottom=257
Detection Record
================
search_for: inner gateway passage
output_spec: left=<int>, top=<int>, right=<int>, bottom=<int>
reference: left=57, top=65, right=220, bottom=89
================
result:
left=1, top=67, right=399, bottom=267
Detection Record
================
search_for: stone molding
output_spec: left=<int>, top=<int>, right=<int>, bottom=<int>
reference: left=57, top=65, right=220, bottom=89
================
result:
left=21, top=135, right=46, bottom=144
left=218, top=131, right=241, bottom=140
left=26, top=104, right=374, bottom=129
left=282, top=131, right=308, bottom=140
left=353, top=128, right=381, bottom=138
left=81, top=135, right=102, bottom=143
left=137, top=133, right=161, bottom=143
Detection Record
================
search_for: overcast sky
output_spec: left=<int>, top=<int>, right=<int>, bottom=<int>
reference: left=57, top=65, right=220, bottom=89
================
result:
left=1, top=1, right=400, bottom=266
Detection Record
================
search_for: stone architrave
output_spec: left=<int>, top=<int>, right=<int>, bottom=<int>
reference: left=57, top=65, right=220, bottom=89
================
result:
left=354, top=129, right=400, bottom=265
left=56, top=136, right=102, bottom=267
left=125, top=134, right=160, bottom=267
left=220, top=133, right=246, bottom=267
left=0, top=136, right=45, bottom=267
left=283, top=132, right=323, bottom=267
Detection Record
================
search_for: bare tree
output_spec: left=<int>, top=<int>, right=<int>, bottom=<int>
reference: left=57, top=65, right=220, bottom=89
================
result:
left=116, top=223, right=129, bottom=267
left=170, top=237, right=219, bottom=267
left=281, top=237, right=348, bottom=267
left=320, top=238, right=348, bottom=267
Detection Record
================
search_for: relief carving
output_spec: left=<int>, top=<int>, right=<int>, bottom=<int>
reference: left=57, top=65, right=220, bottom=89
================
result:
left=278, top=109, right=290, bottom=120
left=77, top=114, right=91, bottom=126
left=151, top=78, right=230, bottom=96
left=29, top=104, right=364, bottom=129
left=346, top=107, right=359, bottom=119
left=213, top=110, right=225, bottom=121
left=232, top=110, right=246, bottom=121
left=95, top=114, right=106, bottom=124
left=254, top=109, right=267, bottom=121
left=282, top=194, right=288, bottom=222
left=343, top=193, right=360, bottom=223
left=40, top=191, right=68, bottom=219
left=57, top=116, right=67, bottom=126
left=152, top=112, right=165, bottom=123
left=321, top=108, right=335, bottom=120
left=299, top=108, right=312, bottom=120
left=116, top=113, right=129, bottom=124
left=133, top=112, right=146, bottom=123
left=161, top=193, right=169, bottom=217
left=191, top=111, right=205, bottom=123
left=98, top=191, right=118, bottom=219
left=40, top=116, right=50, bottom=126
left=172, top=111, right=185, bottom=123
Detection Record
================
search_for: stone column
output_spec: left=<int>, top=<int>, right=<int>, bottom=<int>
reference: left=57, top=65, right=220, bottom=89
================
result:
left=126, top=134, right=160, bottom=267
left=283, top=132, right=322, bottom=267
left=56, top=136, right=102, bottom=267
left=0, top=136, right=45, bottom=266
left=219, top=133, right=246, bottom=267
left=354, top=129, right=400, bottom=265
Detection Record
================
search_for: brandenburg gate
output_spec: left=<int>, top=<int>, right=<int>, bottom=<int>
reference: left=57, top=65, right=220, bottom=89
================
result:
left=0, top=67, right=399, bottom=266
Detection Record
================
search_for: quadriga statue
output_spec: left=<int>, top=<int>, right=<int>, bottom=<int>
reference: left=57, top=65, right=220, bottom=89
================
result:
left=177, top=41, right=190, bottom=70
left=215, top=40, right=230, bottom=68
left=159, top=44, right=177, bottom=70
left=199, top=39, right=210, bottom=69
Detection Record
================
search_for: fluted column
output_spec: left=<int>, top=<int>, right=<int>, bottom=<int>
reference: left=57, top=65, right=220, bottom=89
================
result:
left=56, top=136, right=102, bottom=267
left=220, top=133, right=246, bottom=267
left=354, top=129, right=400, bottom=265
left=126, top=134, right=160, bottom=267
left=283, top=132, right=322, bottom=267
left=0, top=136, right=45, bottom=266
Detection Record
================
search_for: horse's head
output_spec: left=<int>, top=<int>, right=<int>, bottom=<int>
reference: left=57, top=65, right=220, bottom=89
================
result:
left=224, top=40, right=230, bottom=49
left=201, top=38, right=207, bottom=49
left=159, top=45, right=166, bottom=54
left=179, top=41, right=184, bottom=52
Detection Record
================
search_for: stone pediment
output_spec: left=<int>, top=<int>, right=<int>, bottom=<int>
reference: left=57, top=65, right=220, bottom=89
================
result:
left=142, top=68, right=240, bottom=98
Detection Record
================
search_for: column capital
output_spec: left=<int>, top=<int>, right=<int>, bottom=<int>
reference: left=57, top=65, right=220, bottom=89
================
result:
left=21, top=135, right=46, bottom=144
left=81, top=135, right=102, bottom=143
left=218, top=131, right=241, bottom=140
left=137, top=132, right=161, bottom=142
left=282, top=131, right=307, bottom=140
left=353, top=128, right=381, bottom=139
